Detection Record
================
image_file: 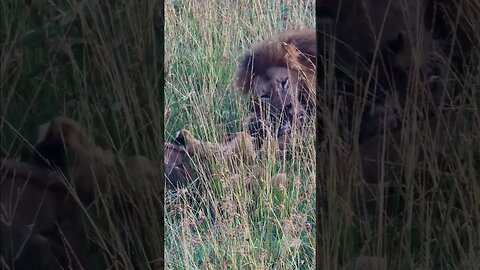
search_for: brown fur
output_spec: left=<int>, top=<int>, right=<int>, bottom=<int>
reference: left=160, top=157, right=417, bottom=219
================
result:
left=360, top=111, right=470, bottom=183
left=320, top=110, right=471, bottom=221
left=425, top=0, right=479, bottom=71
left=32, top=116, right=159, bottom=204
left=2, top=116, right=162, bottom=269
left=235, top=29, right=316, bottom=96
left=247, top=67, right=299, bottom=115
left=243, top=112, right=292, bottom=154
left=51, top=117, right=162, bottom=268
left=318, top=0, right=428, bottom=53
left=318, top=0, right=449, bottom=89
left=1, top=158, right=69, bottom=234
left=241, top=96, right=307, bottom=151
left=1, top=222, right=71, bottom=270
left=29, top=116, right=109, bottom=203
left=0, top=158, right=88, bottom=270
left=316, top=0, right=450, bottom=143
left=164, top=129, right=257, bottom=191
left=0, top=117, right=111, bottom=269
left=174, top=129, right=256, bottom=169
left=164, top=142, right=196, bottom=189
left=235, top=28, right=316, bottom=125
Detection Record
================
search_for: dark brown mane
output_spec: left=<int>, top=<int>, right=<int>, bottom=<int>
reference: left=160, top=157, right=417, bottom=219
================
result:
left=234, top=29, right=316, bottom=95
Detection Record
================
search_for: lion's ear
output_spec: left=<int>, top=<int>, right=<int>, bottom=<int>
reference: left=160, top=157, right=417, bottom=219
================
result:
left=29, top=119, right=68, bottom=172
left=36, top=121, right=53, bottom=144
left=174, top=129, right=197, bottom=147
left=173, top=130, right=187, bottom=147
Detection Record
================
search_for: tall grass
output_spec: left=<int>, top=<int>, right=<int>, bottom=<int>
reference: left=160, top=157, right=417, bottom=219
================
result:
left=2, top=0, right=477, bottom=269
left=164, top=0, right=315, bottom=269
left=1, top=0, right=163, bottom=269
left=317, top=1, right=480, bottom=269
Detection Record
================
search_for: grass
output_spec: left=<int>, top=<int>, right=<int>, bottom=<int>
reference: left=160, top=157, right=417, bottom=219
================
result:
left=1, top=0, right=478, bottom=269
left=2, top=0, right=316, bottom=269
left=1, top=0, right=163, bottom=269
left=1, top=0, right=163, bottom=157
left=164, top=0, right=315, bottom=269
left=316, top=1, right=480, bottom=269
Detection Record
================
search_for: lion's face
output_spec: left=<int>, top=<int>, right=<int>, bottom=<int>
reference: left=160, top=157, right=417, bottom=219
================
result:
left=250, top=67, right=301, bottom=118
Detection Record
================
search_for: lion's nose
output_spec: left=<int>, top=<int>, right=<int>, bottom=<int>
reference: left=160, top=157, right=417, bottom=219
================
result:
left=260, top=94, right=270, bottom=102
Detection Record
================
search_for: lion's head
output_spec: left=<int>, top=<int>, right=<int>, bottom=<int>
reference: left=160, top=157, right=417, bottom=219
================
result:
left=249, top=67, right=300, bottom=116
left=316, top=0, right=451, bottom=143
left=235, top=29, right=316, bottom=116
left=234, top=29, right=315, bottom=146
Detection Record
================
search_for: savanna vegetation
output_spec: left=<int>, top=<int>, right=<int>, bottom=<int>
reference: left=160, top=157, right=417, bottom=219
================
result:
left=164, top=0, right=315, bottom=269
left=2, top=0, right=163, bottom=269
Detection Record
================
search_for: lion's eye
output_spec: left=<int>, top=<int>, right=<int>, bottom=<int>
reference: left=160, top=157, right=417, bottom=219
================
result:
left=279, top=79, right=289, bottom=91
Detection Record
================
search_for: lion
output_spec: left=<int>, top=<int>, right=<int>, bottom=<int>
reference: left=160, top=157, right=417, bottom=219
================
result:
left=163, top=129, right=260, bottom=198
left=319, top=108, right=471, bottom=221
left=234, top=29, right=316, bottom=149
left=164, top=141, right=196, bottom=189
left=29, top=116, right=116, bottom=203
left=1, top=116, right=162, bottom=269
left=0, top=158, right=69, bottom=234
left=241, top=111, right=296, bottom=161
left=425, top=0, right=479, bottom=74
left=166, top=128, right=293, bottom=198
left=1, top=122, right=157, bottom=270
left=172, top=129, right=256, bottom=169
left=1, top=156, right=88, bottom=270
left=1, top=221, right=73, bottom=270
left=325, top=109, right=473, bottom=268
left=30, top=116, right=160, bottom=204
left=318, top=0, right=428, bottom=55
left=234, top=29, right=316, bottom=110
left=316, top=0, right=450, bottom=143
